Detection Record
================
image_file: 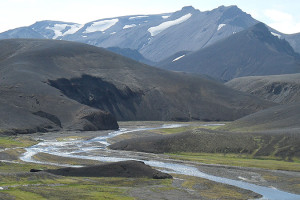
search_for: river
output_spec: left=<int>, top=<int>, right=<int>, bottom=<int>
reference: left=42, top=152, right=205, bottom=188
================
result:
left=20, top=124, right=300, bottom=200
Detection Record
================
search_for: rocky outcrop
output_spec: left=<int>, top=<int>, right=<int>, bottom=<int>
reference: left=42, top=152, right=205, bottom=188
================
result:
left=79, top=110, right=119, bottom=131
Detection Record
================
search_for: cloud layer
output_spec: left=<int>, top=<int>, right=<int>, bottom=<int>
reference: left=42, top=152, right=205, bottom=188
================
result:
left=264, top=9, right=300, bottom=34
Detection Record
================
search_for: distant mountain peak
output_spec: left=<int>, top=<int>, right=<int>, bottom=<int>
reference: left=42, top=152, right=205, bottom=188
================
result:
left=181, top=6, right=196, bottom=12
left=215, top=5, right=254, bottom=28
left=4, top=5, right=300, bottom=63
left=215, top=5, right=240, bottom=11
left=177, top=6, right=199, bottom=15
left=247, top=22, right=297, bottom=55
left=248, top=22, right=271, bottom=38
left=226, top=5, right=240, bottom=10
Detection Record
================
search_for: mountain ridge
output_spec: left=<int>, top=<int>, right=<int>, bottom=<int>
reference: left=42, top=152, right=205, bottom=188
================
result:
left=158, top=23, right=300, bottom=81
left=0, top=5, right=260, bottom=62
left=2, top=5, right=300, bottom=63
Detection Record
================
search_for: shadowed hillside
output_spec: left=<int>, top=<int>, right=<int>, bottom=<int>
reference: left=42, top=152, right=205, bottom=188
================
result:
left=110, top=127, right=300, bottom=160
left=0, top=39, right=274, bottom=134
left=226, top=74, right=300, bottom=104
left=221, top=102, right=300, bottom=132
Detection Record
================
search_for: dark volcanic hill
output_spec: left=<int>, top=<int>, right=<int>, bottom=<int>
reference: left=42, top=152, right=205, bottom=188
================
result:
left=159, top=23, right=300, bottom=81
left=221, top=102, right=300, bottom=132
left=226, top=74, right=300, bottom=104
left=0, top=39, right=274, bottom=134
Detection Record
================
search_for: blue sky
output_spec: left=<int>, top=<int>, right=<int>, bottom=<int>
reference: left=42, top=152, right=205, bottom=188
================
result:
left=1, top=0, right=300, bottom=34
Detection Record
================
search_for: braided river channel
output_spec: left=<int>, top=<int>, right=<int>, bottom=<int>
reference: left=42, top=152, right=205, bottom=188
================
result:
left=20, top=124, right=300, bottom=200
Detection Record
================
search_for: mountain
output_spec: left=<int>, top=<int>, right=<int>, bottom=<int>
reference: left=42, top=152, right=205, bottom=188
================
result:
left=0, top=39, right=274, bottom=134
left=0, top=20, right=81, bottom=40
left=264, top=27, right=300, bottom=54
left=0, top=6, right=259, bottom=62
left=226, top=74, right=300, bottom=104
left=158, top=23, right=300, bottom=81
left=106, top=47, right=153, bottom=65
left=283, top=33, right=300, bottom=54
left=155, top=50, right=191, bottom=67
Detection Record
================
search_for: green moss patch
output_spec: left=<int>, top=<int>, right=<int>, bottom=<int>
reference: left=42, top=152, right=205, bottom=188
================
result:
left=177, top=174, right=261, bottom=200
left=0, top=136, right=37, bottom=149
left=168, top=152, right=300, bottom=171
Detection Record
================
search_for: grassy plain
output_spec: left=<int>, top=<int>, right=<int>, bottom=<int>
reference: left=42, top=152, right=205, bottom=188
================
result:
left=0, top=122, right=297, bottom=199
left=168, top=152, right=300, bottom=172
left=111, top=122, right=300, bottom=172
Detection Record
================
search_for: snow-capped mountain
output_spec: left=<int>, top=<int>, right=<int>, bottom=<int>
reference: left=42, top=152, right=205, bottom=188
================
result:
left=1, top=5, right=299, bottom=62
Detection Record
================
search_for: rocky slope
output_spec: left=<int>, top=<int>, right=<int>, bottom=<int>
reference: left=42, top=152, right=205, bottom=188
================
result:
left=284, top=32, right=300, bottom=54
left=226, top=74, right=300, bottom=104
left=106, top=47, right=153, bottom=65
left=159, top=23, right=300, bottom=81
left=221, top=102, right=300, bottom=132
left=0, top=39, right=275, bottom=134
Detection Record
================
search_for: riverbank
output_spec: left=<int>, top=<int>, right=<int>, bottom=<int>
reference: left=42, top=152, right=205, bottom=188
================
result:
left=0, top=121, right=299, bottom=199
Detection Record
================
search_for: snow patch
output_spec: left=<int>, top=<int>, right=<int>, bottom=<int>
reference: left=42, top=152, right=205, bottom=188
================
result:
left=110, top=32, right=116, bottom=35
left=129, top=16, right=149, bottom=20
left=46, top=24, right=83, bottom=39
left=84, top=19, right=119, bottom=33
left=217, top=24, right=226, bottom=31
left=271, top=32, right=281, bottom=38
left=162, top=15, right=170, bottom=19
left=238, top=176, right=250, bottom=181
left=148, top=13, right=192, bottom=36
left=172, top=55, right=185, bottom=62
left=269, top=186, right=277, bottom=190
left=123, top=24, right=136, bottom=29
left=82, top=35, right=87, bottom=38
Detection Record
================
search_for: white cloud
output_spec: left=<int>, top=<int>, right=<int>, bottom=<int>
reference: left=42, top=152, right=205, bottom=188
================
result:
left=264, top=9, right=300, bottom=34
left=264, top=9, right=293, bottom=22
left=268, top=21, right=300, bottom=34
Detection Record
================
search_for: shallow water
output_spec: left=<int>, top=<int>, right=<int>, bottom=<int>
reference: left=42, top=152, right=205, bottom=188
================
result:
left=20, top=124, right=300, bottom=200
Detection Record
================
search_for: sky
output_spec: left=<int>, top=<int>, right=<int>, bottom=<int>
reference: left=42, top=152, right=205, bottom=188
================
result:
left=1, top=0, right=300, bottom=34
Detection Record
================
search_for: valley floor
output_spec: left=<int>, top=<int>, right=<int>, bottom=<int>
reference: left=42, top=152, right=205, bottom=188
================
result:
left=0, top=121, right=299, bottom=200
